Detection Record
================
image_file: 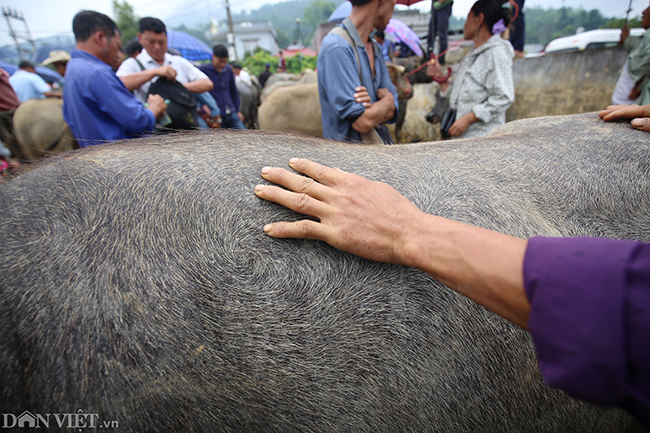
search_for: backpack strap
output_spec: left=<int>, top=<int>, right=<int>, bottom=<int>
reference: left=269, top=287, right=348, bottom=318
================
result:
left=134, top=57, right=146, bottom=71
left=329, top=24, right=363, bottom=85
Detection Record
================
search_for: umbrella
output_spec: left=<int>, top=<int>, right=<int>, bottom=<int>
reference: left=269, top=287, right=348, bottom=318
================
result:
left=385, top=18, right=423, bottom=57
left=328, top=1, right=352, bottom=22
left=166, top=30, right=212, bottom=62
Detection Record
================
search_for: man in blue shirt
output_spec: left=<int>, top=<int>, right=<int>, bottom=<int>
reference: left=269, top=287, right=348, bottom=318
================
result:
left=9, top=61, right=60, bottom=102
left=63, top=10, right=167, bottom=147
left=317, top=0, right=398, bottom=143
left=199, top=45, right=246, bottom=130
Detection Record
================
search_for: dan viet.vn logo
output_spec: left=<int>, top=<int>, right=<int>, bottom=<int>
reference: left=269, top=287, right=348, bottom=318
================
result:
left=2, top=409, right=119, bottom=429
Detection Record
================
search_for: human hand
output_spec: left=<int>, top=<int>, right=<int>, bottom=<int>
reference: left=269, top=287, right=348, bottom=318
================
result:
left=254, top=158, right=425, bottom=265
left=426, top=58, right=444, bottom=79
left=377, top=87, right=394, bottom=103
left=146, top=94, right=167, bottom=119
left=620, top=24, right=630, bottom=45
left=237, top=111, right=245, bottom=122
left=599, top=104, right=650, bottom=132
left=156, top=65, right=177, bottom=81
left=449, top=115, right=471, bottom=137
left=354, top=86, right=371, bottom=108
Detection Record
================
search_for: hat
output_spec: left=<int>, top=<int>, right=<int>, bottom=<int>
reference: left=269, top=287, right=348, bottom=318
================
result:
left=42, top=50, right=71, bottom=66
left=265, top=62, right=270, bottom=68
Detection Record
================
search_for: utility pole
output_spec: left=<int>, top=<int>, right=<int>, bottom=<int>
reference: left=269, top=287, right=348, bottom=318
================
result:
left=224, top=0, right=239, bottom=62
left=2, top=7, right=35, bottom=60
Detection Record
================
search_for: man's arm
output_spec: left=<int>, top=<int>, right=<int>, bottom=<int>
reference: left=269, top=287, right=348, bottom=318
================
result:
left=118, top=65, right=178, bottom=92
left=351, top=88, right=395, bottom=133
left=254, top=159, right=530, bottom=328
left=183, top=78, right=213, bottom=93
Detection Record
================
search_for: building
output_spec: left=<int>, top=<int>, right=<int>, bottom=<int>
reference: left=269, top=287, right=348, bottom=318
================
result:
left=206, top=20, right=279, bottom=60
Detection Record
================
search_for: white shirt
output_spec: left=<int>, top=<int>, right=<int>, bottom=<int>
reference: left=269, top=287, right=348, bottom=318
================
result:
left=116, top=48, right=209, bottom=103
left=235, top=69, right=252, bottom=86
left=612, top=59, right=636, bottom=106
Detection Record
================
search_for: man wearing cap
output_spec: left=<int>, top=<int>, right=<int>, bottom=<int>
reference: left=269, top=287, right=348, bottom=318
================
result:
left=42, top=50, right=70, bottom=83
left=9, top=61, right=61, bottom=102
left=259, top=62, right=272, bottom=87
left=116, top=17, right=213, bottom=103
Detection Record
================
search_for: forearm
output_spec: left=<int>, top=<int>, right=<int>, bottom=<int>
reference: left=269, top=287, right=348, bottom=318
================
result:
left=119, top=70, right=159, bottom=91
left=401, top=213, right=530, bottom=328
left=184, top=79, right=213, bottom=93
left=352, top=98, right=395, bottom=133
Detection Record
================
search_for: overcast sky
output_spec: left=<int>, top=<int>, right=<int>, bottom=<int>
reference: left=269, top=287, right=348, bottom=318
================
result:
left=0, top=0, right=644, bottom=47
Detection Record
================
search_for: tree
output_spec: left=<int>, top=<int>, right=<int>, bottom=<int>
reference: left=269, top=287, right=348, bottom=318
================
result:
left=112, top=0, right=139, bottom=44
left=303, top=0, right=336, bottom=45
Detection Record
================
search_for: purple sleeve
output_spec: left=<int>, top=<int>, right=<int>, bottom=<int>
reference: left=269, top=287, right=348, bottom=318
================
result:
left=524, top=237, right=650, bottom=425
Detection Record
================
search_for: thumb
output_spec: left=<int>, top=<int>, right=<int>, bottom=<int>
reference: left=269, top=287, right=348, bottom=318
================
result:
left=631, top=117, right=650, bottom=132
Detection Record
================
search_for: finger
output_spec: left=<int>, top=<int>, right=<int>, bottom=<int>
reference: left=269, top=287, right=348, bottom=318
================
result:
left=255, top=184, right=328, bottom=218
left=363, top=102, right=371, bottom=108
left=631, top=117, right=650, bottom=132
left=263, top=220, right=329, bottom=241
left=260, top=166, right=329, bottom=200
left=287, top=158, right=348, bottom=187
left=355, top=86, right=367, bottom=92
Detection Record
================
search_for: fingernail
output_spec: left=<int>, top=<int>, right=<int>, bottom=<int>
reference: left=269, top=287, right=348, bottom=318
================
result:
left=261, top=166, right=271, bottom=175
left=263, top=224, right=273, bottom=233
left=254, top=184, right=265, bottom=192
left=631, top=118, right=647, bottom=127
left=289, top=158, right=299, bottom=165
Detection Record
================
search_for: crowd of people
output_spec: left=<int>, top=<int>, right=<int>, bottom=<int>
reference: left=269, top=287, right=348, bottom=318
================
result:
left=0, top=10, right=251, bottom=158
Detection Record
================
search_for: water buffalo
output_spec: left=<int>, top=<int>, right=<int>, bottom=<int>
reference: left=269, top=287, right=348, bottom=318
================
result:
left=258, top=64, right=411, bottom=140
left=0, top=113, right=644, bottom=432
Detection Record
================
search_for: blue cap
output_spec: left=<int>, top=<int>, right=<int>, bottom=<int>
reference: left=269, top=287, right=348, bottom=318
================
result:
left=265, top=62, right=270, bottom=67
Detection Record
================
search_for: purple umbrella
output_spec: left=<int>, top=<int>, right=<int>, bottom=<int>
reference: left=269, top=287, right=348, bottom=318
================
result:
left=385, top=18, right=423, bottom=57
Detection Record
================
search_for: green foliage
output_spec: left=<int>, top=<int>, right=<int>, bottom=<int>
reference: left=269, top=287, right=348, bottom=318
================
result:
left=303, top=0, right=336, bottom=43
left=241, top=48, right=316, bottom=76
left=524, top=6, right=610, bottom=45
left=286, top=54, right=317, bottom=73
left=112, top=0, right=139, bottom=44
left=602, top=17, right=642, bottom=29
left=242, top=49, right=278, bottom=76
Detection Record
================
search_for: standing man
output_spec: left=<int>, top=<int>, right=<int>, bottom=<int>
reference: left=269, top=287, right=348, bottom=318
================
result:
left=427, top=0, right=453, bottom=65
left=63, top=10, right=167, bottom=147
left=231, top=63, right=252, bottom=86
left=317, top=0, right=398, bottom=143
left=509, top=0, right=525, bottom=58
left=9, top=61, right=60, bottom=102
left=116, top=17, right=213, bottom=103
left=258, top=62, right=272, bottom=87
left=199, top=45, right=246, bottom=130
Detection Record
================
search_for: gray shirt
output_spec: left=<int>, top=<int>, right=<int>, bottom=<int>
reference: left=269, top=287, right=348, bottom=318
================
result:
left=444, top=34, right=515, bottom=138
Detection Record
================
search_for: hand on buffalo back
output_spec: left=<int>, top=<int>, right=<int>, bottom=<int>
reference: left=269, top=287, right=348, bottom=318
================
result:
left=599, top=104, right=650, bottom=132
left=254, top=158, right=425, bottom=266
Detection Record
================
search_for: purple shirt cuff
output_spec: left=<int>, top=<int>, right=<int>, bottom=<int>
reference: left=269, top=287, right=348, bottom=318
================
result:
left=523, top=236, right=650, bottom=425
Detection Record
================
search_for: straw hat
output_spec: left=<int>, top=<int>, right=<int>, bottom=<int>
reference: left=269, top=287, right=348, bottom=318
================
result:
left=42, top=50, right=71, bottom=66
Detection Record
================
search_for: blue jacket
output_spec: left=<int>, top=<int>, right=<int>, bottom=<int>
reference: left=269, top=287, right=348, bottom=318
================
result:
left=63, top=50, right=155, bottom=147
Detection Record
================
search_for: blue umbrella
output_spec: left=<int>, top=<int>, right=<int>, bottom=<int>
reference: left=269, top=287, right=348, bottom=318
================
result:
left=328, top=1, right=352, bottom=22
left=166, top=30, right=212, bottom=62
